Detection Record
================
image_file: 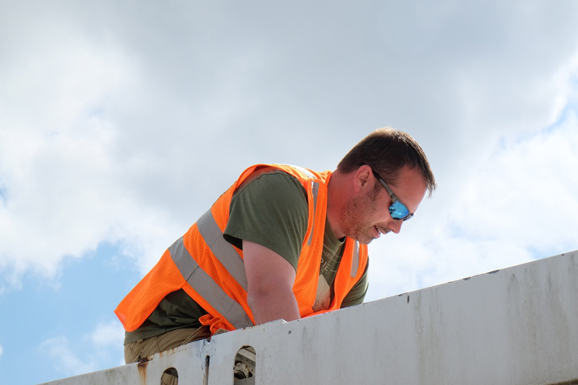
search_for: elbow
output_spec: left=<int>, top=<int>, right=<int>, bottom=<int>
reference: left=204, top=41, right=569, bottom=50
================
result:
left=247, top=283, right=274, bottom=312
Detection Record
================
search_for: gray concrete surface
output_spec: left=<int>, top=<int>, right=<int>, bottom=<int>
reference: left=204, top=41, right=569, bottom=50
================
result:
left=40, top=250, right=578, bottom=385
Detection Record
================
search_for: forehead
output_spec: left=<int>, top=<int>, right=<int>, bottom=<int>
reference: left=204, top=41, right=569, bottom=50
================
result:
left=389, top=166, right=427, bottom=212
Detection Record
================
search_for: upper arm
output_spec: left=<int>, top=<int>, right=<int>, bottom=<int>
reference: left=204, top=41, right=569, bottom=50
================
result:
left=223, top=171, right=308, bottom=271
left=243, top=240, right=296, bottom=295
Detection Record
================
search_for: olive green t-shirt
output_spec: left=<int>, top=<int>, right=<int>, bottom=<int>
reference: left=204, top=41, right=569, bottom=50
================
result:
left=124, top=171, right=368, bottom=344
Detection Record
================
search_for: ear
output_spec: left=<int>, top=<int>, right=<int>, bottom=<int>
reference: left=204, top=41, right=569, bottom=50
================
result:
left=352, top=165, right=373, bottom=193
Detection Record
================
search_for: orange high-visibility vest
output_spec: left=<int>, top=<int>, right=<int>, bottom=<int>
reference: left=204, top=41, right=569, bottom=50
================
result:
left=115, top=164, right=368, bottom=334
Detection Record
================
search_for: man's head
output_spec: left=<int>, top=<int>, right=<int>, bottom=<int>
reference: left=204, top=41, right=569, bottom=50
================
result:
left=337, top=127, right=436, bottom=196
left=330, top=128, right=436, bottom=244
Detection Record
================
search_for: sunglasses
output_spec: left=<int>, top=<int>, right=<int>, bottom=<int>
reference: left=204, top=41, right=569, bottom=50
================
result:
left=371, top=169, right=413, bottom=221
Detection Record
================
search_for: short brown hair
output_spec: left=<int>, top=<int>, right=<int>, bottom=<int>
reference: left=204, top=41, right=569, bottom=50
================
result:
left=337, top=127, right=436, bottom=196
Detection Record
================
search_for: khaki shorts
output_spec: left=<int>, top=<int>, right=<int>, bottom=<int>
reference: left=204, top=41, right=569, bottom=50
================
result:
left=124, top=326, right=211, bottom=385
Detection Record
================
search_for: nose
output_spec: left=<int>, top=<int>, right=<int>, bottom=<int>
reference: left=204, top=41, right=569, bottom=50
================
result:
left=389, top=219, right=403, bottom=234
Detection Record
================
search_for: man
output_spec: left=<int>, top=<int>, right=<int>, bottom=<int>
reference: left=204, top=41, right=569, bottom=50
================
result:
left=115, top=127, right=436, bottom=376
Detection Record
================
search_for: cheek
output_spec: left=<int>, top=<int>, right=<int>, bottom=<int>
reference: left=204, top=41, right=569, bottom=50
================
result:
left=358, top=195, right=382, bottom=226
left=368, top=192, right=387, bottom=220
left=341, top=196, right=364, bottom=227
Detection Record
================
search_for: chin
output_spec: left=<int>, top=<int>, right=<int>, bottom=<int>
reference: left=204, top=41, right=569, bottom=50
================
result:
left=354, top=235, right=374, bottom=245
left=345, top=227, right=375, bottom=245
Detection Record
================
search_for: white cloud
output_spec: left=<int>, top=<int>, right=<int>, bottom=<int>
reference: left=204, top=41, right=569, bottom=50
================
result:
left=41, top=336, right=97, bottom=377
left=367, top=107, right=578, bottom=300
left=1, top=2, right=576, bottom=384
left=454, top=119, right=578, bottom=249
left=89, top=320, right=126, bottom=349
left=40, top=321, right=126, bottom=377
left=0, top=343, right=3, bottom=360
left=0, top=4, right=141, bottom=281
left=1, top=0, right=578, bottom=297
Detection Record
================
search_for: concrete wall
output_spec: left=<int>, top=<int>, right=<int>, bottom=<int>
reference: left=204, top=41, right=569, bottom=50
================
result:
left=40, top=250, right=578, bottom=385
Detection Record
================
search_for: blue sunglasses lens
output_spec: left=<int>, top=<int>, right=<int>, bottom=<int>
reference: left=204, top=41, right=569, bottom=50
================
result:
left=389, top=201, right=411, bottom=221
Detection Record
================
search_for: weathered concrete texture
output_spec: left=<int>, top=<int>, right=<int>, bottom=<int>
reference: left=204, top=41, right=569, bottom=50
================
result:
left=39, top=250, right=578, bottom=385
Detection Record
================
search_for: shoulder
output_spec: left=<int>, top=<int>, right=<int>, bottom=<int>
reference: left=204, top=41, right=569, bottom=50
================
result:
left=234, top=169, right=307, bottom=203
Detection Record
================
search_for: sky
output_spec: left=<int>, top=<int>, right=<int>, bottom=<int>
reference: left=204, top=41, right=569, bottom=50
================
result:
left=1, top=0, right=577, bottom=383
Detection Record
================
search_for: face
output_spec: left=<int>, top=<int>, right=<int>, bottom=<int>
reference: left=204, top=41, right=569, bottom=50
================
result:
left=338, top=165, right=427, bottom=244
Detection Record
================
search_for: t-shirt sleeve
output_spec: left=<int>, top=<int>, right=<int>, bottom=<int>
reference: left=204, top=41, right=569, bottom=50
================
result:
left=223, top=171, right=309, bottom=271
left=340, top=259, right=369, bottom=308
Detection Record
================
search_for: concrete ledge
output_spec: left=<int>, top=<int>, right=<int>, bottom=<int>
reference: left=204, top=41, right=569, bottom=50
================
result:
left=40, top=250, right=578, bottom=385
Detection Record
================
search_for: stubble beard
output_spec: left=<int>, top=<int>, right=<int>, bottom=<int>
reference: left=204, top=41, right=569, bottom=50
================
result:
left=338, top=189, right=379, bottom=245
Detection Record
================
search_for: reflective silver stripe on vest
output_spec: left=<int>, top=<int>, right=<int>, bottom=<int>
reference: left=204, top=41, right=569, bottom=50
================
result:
left=286, top=164, right=315, bottom=179
left=351, top=241, right=360, bottom=277
left=307, top=181, right=320, bottom=246
left=169, top=236, right=253, bottom=329
left=196, top=209, right=248, bottom=290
